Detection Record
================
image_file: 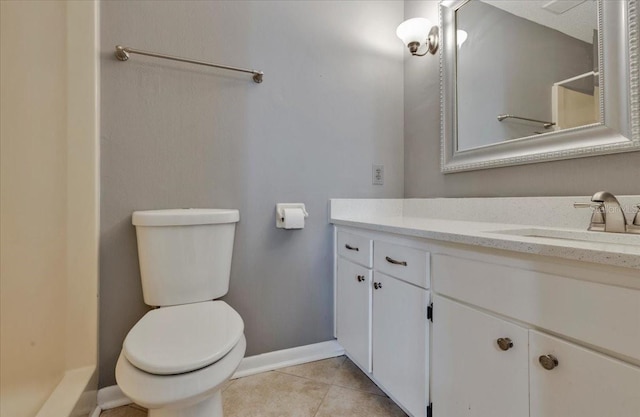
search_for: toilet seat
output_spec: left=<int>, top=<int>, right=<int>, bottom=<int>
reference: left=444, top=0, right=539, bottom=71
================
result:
left=123, top=301, right=244, bottom=375
left=117, top=335, right=246, bottom=411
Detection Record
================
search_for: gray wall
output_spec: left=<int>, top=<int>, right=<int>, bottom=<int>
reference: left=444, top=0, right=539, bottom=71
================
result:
left=100, top=0, right=404, bottom=388
left=457, top=1, right=593, bottom=148
left=404, top=0, right=640, bottom=198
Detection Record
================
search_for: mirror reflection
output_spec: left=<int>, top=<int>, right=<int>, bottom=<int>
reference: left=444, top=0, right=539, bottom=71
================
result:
left=456, top=0, right=600, bottom=152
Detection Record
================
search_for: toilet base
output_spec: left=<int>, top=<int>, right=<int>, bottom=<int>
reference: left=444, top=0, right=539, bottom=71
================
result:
left=148, top=391, right=222, bottom=417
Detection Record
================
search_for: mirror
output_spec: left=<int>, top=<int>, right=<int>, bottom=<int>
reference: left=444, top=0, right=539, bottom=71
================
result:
left=441, top=0, right=639, bottom=172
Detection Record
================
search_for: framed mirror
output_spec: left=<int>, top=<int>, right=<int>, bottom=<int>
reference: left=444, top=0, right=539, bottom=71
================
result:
left=441, top=0, right=639, bottom=173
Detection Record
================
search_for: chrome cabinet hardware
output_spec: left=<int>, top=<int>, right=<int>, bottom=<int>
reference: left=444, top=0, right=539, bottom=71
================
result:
left=373, top=282, right=383, bottom=290
left=356, top=275, right=365, bottom=282
left=539, top=354, right=559, bottom=370
left=496, top=337, right=513, bottom=351
left=345, top=244, right=359, bottom=251
left=385, top=256, right=407, bottom=266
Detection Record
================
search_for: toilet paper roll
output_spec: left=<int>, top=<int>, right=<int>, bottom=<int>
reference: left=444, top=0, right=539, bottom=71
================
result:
left=283, top=208, right=305, bottom=229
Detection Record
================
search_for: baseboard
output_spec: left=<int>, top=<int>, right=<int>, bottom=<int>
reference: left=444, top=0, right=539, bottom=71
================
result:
left=233, top=339, right=344, bottom=379
left=97, top=339, right=344, bottom=410
left=97, top=384, right=132, bottom=410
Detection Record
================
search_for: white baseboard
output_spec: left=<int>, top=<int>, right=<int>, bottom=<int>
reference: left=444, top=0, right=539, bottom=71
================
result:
left=233, top=339, right=344, bottom=379
left=98, top=339, right=344, bottom=410
left=97, top=384, right=132, bottom=410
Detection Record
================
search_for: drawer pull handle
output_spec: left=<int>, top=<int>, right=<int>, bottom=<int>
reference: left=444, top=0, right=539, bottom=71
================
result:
left=385, top=256, right=407, bottom=266
left=373, top=282, right=383, bottom=290
left=539, top=354, right=559, bottom=370
left=497, top=338, right=513, bottom=351
left=345, top=244, right=359, bottom=251
left=356, top=275, right=365, bottom=282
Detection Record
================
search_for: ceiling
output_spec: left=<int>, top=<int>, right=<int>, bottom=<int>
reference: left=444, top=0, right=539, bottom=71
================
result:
left=481, top=0, right=597, bottom=43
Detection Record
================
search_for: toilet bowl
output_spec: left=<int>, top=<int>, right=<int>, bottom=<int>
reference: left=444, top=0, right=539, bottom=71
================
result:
left=115, top=209, right=243, bottom=417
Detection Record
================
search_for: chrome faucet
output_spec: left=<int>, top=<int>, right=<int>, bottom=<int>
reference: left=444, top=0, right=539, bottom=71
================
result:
left=591, top=191, right=628, bottom=233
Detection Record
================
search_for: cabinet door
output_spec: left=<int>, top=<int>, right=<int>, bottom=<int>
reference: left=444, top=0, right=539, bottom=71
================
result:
left=337, top=257, right=372, bottom=372
left=432, top=295, right=529, bottom=417
left=530, top=330, right=640, bottom=417
left=372, top=272, right=429, bottom=417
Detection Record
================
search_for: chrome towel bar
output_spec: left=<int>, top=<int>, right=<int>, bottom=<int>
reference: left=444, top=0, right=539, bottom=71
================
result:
left=114, top=45, right=263, bottom=83
left=497, top=114, right=555, bottom=129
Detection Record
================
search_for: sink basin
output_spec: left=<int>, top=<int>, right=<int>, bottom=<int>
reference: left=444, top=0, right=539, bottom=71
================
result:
left=490, top=227, right=640, bottom=247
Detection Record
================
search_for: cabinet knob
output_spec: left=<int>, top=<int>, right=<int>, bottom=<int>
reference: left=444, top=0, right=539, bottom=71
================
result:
left=373, top=282, right=383, bottom=290
left=356, top=275, right=365, bottom=282
left=496, top=337, right=513, bottom=351
left=539, top=354, right=559, bottom=370
left=345, top=244, right=359, bottom=251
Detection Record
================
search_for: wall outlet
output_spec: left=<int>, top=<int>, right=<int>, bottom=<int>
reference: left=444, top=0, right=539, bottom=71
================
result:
left=372, top=164, right=384, bottom=185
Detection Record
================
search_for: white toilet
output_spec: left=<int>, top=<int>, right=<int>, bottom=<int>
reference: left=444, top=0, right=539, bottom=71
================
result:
left=115, top=209, right=245, bottom=417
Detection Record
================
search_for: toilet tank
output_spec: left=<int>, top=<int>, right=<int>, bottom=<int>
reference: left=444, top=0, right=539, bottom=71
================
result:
left=132, top=209, right=240, bottom=307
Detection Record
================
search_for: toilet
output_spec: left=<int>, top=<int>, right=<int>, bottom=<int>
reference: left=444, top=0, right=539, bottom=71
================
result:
left=115, top=209, right=245, bottom=417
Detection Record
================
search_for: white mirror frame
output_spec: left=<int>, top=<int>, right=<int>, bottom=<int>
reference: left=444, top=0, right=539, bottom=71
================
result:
left=441, top=0, right=639, bottom=173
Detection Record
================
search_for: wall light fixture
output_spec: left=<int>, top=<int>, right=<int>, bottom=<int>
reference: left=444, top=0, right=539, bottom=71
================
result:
left=456, top=30, right=468, bottom=48
left=396, top=17, right=440, bottom=56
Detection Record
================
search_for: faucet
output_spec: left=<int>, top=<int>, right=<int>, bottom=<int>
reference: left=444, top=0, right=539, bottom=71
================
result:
left=589, top=191, right=627, bottom=233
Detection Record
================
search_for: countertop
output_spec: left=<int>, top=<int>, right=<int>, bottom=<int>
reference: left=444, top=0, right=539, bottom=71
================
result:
left=330, top=214, right=640, bottom=270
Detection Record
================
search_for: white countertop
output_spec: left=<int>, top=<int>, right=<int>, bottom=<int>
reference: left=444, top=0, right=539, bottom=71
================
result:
left=329, top=198, right=640, bottom=270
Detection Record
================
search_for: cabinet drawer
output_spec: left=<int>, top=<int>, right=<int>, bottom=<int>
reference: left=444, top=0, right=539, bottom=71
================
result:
left=433, top=254, right=640, bottom=362
left=374, top=241, right=430, bottom=289
left=530, top=330, right=640, bottom=417
left=337, top=231, right=372, bottom=268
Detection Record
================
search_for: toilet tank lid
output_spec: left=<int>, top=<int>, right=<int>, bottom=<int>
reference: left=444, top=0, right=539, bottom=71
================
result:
left=132, top=209, right=240, bottom=226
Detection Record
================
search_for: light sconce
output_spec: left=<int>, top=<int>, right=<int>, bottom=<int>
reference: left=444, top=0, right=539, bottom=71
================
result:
left=396, top=17, right=440, bottom=56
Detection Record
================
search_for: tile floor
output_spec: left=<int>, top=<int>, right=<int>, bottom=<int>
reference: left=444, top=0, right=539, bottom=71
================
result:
left=101, top=356, right=408, bottom=417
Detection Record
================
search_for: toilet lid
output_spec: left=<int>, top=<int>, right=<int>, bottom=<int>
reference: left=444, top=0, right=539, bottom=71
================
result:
left=123, top=301, right=244, bottom=375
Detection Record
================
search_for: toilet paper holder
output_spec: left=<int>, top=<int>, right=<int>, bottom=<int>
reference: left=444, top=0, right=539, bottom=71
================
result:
left=276, top=203, right=309, bottom=229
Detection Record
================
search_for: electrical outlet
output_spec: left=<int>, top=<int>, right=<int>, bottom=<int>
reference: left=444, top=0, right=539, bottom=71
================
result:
left=372, top=164, right=384, bottom=185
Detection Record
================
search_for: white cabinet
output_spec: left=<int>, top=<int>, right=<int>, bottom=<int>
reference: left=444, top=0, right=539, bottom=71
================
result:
left=432, top=295, right=529, bottom=417
left=432, top=252, right=640, bottom=417
left=373, top=272, right=429, bottom=417
left=336, top=257, right=372, bottom=371
left=335, top=229, right=430, bottom=417
left=529, top=330, right=640, bottom=417
left=336, top=226, right=640, bottom=417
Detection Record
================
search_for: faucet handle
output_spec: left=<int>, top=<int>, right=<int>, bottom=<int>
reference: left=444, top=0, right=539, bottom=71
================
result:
left=573, top=202, right=601, bottom=209
left=574, top=201, right=605, bottom=232
left=625, top=205, right=640, bottom=234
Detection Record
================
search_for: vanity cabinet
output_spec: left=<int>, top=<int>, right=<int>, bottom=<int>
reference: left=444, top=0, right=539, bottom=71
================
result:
left=372, top=272, right=429, bottom=417
left=432, top=253, right=640, bottom=417
left=336, top=257, right=372, bottom=371
left=335, top=224, right=640, bottom=417
left=335, top=229, right=430, bottom=417
left=529, top=330, right=640, bottom=417
left=432, top=295, right=529, bottom=417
